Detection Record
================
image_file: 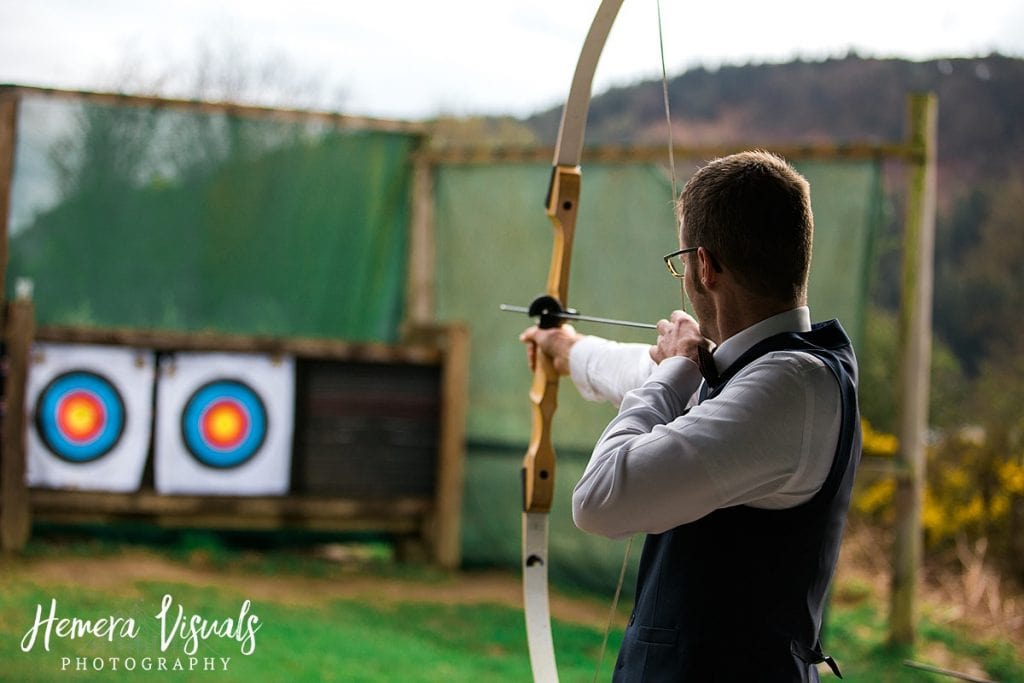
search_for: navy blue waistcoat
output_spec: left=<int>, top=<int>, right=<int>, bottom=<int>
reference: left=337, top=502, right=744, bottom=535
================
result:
left=613, top=320, right=862, bottom=682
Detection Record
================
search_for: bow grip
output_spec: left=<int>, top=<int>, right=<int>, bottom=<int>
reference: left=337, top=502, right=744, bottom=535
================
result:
left=522, top=348, right=558, bottom=513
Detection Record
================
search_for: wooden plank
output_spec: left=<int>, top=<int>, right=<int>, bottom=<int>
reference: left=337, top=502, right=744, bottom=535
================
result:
left=28, top=489, right=431, bottom=531
left=1, top=299, right=34, bottom=551
left=889, top=92, right=938, bottom=646
left=417, top=141, right=919, bottom=166
left=0, top=97, right=15, bottom=294
left=0, top=84, right=426, bottom=136
left=406, top=151, right=436, bottom=325
left=35, top=324, right=442, bottom=364
left=29, top=508, right=424, bottom=534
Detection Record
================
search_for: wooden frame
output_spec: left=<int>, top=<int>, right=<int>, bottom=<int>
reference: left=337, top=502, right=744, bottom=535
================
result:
left=1, top=322, right=468, bottom=568
left=0, top=84, right=426, bottom=136
left=0, top=86, right=464, bottom=568
left=406, top=95, right=937, bottom=642
left=0, top=87, right=937, bottom=635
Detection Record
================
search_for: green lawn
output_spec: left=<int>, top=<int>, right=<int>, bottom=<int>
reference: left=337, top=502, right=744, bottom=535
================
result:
left=0, top=541, right=1019, bottom=682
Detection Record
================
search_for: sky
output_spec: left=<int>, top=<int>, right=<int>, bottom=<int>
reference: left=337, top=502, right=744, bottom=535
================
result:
left=1, top=0, right=1022, bottom=120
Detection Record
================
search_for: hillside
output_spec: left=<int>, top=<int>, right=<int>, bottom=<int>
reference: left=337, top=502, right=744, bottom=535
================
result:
left=522, top=55, right=1024, bottom=382
left=526, top=54, right=1023, bottom=181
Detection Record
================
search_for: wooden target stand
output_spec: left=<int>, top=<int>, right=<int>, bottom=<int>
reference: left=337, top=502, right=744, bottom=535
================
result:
left=0, top=305, right=469, bottom=569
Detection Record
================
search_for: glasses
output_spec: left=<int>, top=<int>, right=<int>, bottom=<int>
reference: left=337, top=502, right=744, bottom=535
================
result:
left=663, top=247, right=699, bottom=279
left=663, top=247, right=723, bottom=279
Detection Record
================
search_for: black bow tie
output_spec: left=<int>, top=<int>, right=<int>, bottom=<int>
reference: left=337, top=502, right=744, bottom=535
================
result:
left=697, top=344, right=720, bottom=386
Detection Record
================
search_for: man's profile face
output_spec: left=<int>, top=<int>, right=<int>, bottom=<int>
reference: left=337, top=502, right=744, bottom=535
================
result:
left=679, top=223, right=714, bottom=337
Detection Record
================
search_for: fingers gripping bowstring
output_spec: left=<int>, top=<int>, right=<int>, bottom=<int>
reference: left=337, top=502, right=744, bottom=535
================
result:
left=592, top=9, right=675, bottom=682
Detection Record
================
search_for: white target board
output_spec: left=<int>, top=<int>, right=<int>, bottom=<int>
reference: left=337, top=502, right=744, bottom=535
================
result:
left=154, top=351, right=294, bottom=495
left=25, top=342, right=154, bottom=492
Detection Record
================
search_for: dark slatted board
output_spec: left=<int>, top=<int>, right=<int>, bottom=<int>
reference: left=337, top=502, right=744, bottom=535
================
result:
left=292, top=360, right=441, bottom=497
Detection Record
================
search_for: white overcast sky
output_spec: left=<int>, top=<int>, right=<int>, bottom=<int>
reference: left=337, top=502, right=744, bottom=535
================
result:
left=1, top=0, right=1022, bottom=120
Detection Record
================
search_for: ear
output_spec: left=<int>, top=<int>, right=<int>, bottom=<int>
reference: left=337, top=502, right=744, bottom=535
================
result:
left=697, top=247, right=719, bottom=288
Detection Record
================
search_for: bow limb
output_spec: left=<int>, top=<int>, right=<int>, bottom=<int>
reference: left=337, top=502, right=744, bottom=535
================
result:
left=522, top=2, right=625, bottom=681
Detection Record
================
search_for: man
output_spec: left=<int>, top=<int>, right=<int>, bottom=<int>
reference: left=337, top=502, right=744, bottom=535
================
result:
left=521, top=151, right=861, bottom=681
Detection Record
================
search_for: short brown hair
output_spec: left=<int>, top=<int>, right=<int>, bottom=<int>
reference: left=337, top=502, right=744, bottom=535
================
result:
left=679, top=150, right=813, bottom=305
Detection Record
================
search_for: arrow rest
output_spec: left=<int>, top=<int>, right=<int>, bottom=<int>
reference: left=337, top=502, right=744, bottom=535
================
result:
left=527, top=294, right=572, bottom=329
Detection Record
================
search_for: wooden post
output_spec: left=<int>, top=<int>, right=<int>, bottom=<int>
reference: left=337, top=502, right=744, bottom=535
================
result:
left=0, top=93, right=15, bottom=291
left=431, top=323, right=469, bottom=569
left=1, top=296, right=34, bottom=551
left=406, top=151, right=436, bottom=325
left=0, top=90, right=30, bottom=553
left=889, top=92, right=938, bottom=645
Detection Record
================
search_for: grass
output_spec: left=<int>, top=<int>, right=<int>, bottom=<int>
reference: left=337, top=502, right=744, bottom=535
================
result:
left=1, top=537, right=1021, bottom=682
left=1, top=579, right=613, bottom=682
left=823, top=601, right=1021, bottom=682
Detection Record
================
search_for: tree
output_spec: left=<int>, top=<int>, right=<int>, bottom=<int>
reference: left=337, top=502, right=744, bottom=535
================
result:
left=934, top=174, right=1024, bottom=375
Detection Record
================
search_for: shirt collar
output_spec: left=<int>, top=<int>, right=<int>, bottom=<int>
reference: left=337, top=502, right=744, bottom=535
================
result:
left=711, top=306, right=811, bottom=373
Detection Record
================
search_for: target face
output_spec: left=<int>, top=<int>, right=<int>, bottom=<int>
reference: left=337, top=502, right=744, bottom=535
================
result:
left=35, top=371, right=126, bottom=463
left=181, top=380, right=268, bottom=469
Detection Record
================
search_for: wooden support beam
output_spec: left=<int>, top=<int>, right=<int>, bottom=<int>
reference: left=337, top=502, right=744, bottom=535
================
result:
left=407, top=149, right=436, bottom=325
left=0, top=84, right=427, bottom=136
left=26, top=489, right=432, bottom=533
left=889, top=92, right=938, bottom=646
left=431, top=323, right=469, bottom=569
left=1, top=298, right=34, bottom=551
left=0, top=95, right=15, bottom=292
left=417, top=141, right=920, bottom=166
left=35, top=324, right=442, bottom=365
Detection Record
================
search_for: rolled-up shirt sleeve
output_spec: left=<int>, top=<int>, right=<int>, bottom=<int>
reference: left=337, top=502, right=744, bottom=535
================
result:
left=569, top=336, right=657, bottom=407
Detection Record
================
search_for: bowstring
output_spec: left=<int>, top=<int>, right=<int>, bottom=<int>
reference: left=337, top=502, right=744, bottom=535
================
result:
left=657, top=0, right=691, bottom=314
left=657, top=0, right=678, bottom=201
left=591, top=535, right=635, bottom=683
left=592, top=7, right=677, bottom=681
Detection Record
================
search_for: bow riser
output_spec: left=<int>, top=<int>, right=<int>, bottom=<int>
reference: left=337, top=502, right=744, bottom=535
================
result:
left=544, top=167, right=581, bottom=305
left=522, top=166, right=581, bottom=515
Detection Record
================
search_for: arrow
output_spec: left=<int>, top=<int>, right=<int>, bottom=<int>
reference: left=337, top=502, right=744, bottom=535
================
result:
left=500, top=303, right=656, bottom=330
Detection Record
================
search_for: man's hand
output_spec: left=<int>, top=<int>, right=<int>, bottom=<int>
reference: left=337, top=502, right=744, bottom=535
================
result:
left=519, top=324, right=580, bottom=376
left=651, top=310, right=713, bottom=364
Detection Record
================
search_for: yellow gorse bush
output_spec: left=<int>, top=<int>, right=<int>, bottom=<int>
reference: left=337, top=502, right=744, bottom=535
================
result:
left=998, top=459, right=1024, bottom=495
left=852, top=420, right=1023, bottom=547
left=861, top=419, right=899, bottom=458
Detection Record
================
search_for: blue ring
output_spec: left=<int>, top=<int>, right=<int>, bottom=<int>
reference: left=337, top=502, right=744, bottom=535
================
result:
left=181, top=380, right=267, bottom=469
left=35, top=371, right=126, bottom=464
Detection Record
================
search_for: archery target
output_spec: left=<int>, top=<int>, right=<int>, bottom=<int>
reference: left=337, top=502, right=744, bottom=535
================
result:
left=181, top=380, right=267, bottom=469
left=25, top=343, right=154, bottom=491
left=36, top=371, right=125, bottom=462
left=154, top=352, right=294, bottom=495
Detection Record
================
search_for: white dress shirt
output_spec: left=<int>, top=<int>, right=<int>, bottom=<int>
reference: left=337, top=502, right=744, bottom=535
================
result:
left=570, top=307, right=842, bottom=539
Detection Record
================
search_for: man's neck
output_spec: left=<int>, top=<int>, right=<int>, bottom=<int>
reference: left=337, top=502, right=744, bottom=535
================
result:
left=712, top=293, right=801, bottom=345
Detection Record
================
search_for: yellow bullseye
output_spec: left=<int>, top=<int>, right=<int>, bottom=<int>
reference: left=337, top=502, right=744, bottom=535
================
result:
left=202, top=400, right=248, bottom=449
left=58, top=392, right=104, bottom=442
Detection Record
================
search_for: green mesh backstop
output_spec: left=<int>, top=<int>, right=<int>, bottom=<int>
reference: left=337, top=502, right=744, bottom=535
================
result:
left=434, top=157, right=881, bottom=592
left=7, top=93, right=418, bottom=342
left=3, top=90, right=881, bottom=592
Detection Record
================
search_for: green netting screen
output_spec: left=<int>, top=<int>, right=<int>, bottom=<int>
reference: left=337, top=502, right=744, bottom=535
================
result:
left=6, top=94, right=418, bottom=342
left=3, top=91, right=882, bottom=593
left=435, top=158, right=881, bottom=592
